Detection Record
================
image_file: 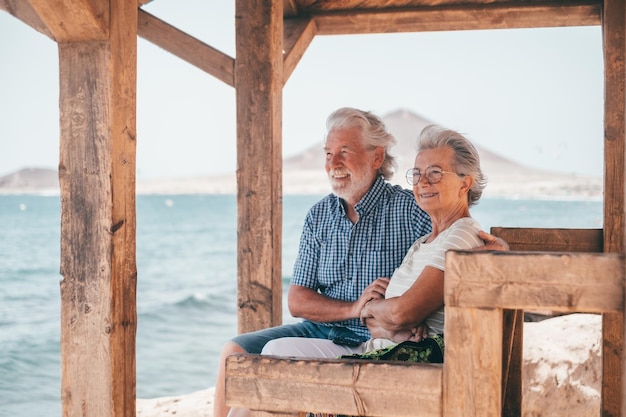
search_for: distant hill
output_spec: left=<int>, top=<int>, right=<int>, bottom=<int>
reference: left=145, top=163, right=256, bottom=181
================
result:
left=0, top=167, right=59, bottom=194
left=283, top=109, right=602, bottom=198
left=0, top=109, right=602, bottom=198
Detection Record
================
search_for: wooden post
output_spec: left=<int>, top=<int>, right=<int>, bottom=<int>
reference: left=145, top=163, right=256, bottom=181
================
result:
left=602, top=1, right=626, bottom=416
left=444, top=306, right=503, bottom=417
left=235, top=0, right=284, bottom=333
left=57, top=0, right=137, bottom=416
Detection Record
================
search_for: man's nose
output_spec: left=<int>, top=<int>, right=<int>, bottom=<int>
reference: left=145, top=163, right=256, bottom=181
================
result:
left=329, top=153, right=343, bottom=167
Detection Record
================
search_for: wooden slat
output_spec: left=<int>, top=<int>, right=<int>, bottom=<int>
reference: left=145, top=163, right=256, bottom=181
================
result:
left=226, top=354, right=443, bottom=417
left=445, top=251, right=624, bottom=312
left=603, top=1, right=626, bottom=416
left=137, top=9, right=235, bottom=87
left=26, top=0, right=107, bottom=41
left=501, top=309, right=522, bottom=417
left=444, top=306, right=502, bottom=417
left=283, top=17, right=317, bottom=85
left=58, top=0, right=137, bottom=416
left=490, top=227, right=603, bottom=253
left=313, top=2, right=600, bottom=35
left=235, top=0, right=284, bottom=333
left=291, top=0, right=598, bottom=13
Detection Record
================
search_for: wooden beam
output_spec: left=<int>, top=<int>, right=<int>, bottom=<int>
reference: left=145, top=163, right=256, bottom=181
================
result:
left=235, top=0, right=283, bottom=332
left=313, top=2, right=601, bottom=35
left=603, top=1, right=626, bottom=417
left=26, top=0, right=108, bottom=41
left=0, top=0, right=53, bottom=38
left=58, top=0, right=137, bottom=416
left=137, top=8, right=235, bottom=87
left=490, top=227, right=603, bottom=253
left=445, top=251, right=624, bottom=313
left=226, top=354, right=443, bottom=417
left=283, top=17, right=317, bottom=85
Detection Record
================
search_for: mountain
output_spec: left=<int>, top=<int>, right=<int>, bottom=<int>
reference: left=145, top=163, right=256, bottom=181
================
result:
left=0, top=167, right=59, bottom=194
left=283, top=109, right=602, bottom=198
left=0, top=109, right=602, bottom=198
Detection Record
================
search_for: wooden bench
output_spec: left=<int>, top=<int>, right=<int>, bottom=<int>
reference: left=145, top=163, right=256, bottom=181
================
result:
left=226, top=227, right=623, bottom=417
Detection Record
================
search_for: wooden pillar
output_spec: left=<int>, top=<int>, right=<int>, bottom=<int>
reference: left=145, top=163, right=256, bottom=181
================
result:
left=235, top=0, right=284, bottom=333
left=57, top=0, right=137, bottom=416
left=602, top=1, right=626, bottom=416
left=444, top=306, right=503, bottom=417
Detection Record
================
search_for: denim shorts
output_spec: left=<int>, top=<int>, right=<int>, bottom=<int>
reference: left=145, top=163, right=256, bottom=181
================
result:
left=230, top=320, right=367, bottom=353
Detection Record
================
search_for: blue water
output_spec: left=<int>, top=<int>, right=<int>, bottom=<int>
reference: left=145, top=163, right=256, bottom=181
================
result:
left=0, top=194, right=603, bottom=416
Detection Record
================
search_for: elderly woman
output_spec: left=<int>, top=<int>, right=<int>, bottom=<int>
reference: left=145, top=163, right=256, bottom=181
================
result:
left=259, top=124, right=487, bottom=361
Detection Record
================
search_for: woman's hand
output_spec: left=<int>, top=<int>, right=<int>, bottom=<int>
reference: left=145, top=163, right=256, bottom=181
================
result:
left=476, top=230, right=509, bottom=251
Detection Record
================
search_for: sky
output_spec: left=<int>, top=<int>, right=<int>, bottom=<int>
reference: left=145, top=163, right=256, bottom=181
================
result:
left=0, top=1, right=604, bottom=179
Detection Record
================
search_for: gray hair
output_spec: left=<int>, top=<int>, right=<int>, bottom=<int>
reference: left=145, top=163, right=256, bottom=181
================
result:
left=417, top=125, right=487, bottom=207
left=325, top=107, right=397, bottom=180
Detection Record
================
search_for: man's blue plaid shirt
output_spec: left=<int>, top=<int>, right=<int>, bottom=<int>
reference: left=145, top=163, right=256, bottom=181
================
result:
left=291, top=176, right=432, bottom=338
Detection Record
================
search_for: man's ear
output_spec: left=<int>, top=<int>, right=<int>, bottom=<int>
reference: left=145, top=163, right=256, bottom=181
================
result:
left=372, top=147, right=385, bottom=169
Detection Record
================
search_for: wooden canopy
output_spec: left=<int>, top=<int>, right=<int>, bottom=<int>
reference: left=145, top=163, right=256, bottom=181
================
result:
left=0, top=0, right=622, bottom=416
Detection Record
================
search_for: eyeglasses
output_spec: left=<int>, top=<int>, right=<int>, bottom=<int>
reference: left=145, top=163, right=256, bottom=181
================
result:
left=405, top=167, right=464, bottom=186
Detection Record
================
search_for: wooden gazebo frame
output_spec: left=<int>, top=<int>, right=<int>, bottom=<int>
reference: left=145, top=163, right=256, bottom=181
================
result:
left=1, top=1, right=623, bottom=416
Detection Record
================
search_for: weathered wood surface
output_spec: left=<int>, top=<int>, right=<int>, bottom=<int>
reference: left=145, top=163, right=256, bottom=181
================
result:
left=287, top=0, right=599, bottom=14
left=444, top=306, right=503, bottom=417
left=603, top=1, right=626, bottom=416
left=490, top=227, right=603, bottom=253
left=58, top=0, right=137, bottom=416
left=235, top=0, right=284, bottom=333
left=501, top=309, right=522, bottom=417
left=445, top=251, right=624, bottom=312
left=28, top=0, right=108, bottom=41
left=226, top=354, right=443, bottom=417
left=313, top=3, right=600, bottom=35
left=137, top=9, right=235, bottom=87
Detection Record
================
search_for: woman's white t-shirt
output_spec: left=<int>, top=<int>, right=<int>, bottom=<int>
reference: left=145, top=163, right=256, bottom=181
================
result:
left=362, top=217, right=483, bottom=351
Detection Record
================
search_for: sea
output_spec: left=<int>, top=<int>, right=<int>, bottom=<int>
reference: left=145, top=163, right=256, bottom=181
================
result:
left=0, top=193, right=604, bottom=417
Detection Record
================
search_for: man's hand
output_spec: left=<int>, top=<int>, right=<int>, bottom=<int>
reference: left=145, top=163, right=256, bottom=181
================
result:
left=353, top=277, right=389, bottom=318
left=476, top=230, right=509, bottom=251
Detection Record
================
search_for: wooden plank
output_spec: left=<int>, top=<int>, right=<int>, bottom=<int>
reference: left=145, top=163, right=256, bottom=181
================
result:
left=444, top=306, right=502, bottom=417
left=0, top=0, right=53, bottom=38
left=445, top=251, right=624, bottom=312
left=226, top=354, right=443, bottom=417
left=603, top=1, right=626, bottom=416
left=26, top=0, right=108, bottom=41
left=313, top=3, right=600, bottom=35
left=490, top=227, right=603, bottom=253
left=283, top=17, right=317, bottom=85
left=58, top=0, right=137, bottom=416
left=501, top=309, right=522, bottom=417
left=292, top=0, right=598, bottom=13
left=137, top=9, right=235, bottom=87
left=235, top=0, right=283, bottom=332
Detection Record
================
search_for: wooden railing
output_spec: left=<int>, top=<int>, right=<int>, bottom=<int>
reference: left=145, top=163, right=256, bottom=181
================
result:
left=226, top=228, right=623, bottom=417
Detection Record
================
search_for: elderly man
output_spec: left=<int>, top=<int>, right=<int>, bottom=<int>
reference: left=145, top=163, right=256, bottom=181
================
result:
left=213, top=108, right=505, bottom=417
